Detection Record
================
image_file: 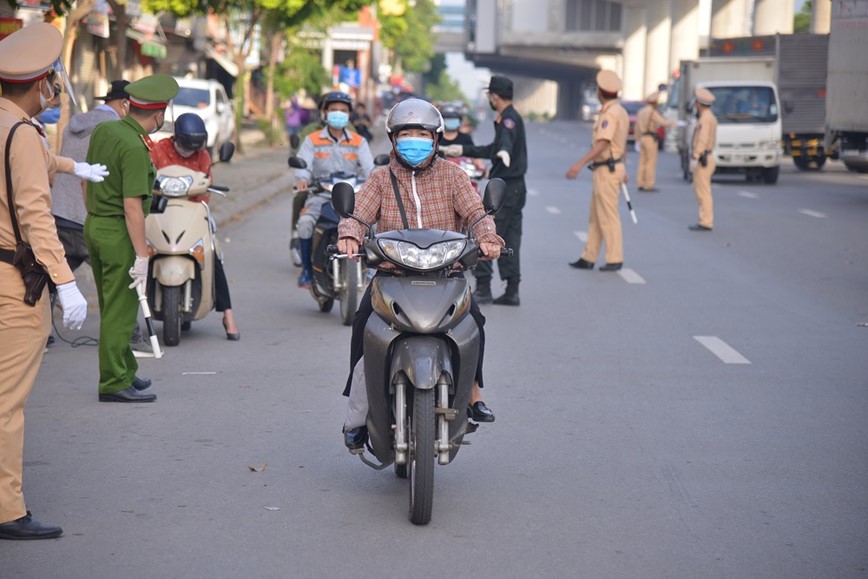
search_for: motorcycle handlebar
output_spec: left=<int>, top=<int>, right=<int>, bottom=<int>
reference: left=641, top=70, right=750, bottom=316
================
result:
left=478, top=247, right=513, bottom=258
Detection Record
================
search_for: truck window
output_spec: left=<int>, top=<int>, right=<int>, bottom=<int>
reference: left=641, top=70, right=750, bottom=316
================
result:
left=709, top=86, right=778, bottom=124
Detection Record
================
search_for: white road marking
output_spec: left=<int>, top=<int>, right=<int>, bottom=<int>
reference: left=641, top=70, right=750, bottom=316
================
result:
left=546, top=206, right=562, bottom=215
left=182, top=372, right=218, bottom=375
left=693, top=336, right=751, bottom=364
left=799, top=209, right=827, bottom=219
left=737, top=190, right=758, bottom=198
left=528, top=189, right=539, bottom=196
left=574, top=231, right=588, bottom=242
left=618, top=268, right=646, bottom=284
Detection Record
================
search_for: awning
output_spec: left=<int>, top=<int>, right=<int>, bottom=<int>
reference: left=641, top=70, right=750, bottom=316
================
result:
left=205, top=47, right=239, bottom=78
left=125, top=28, right=167, bottom=59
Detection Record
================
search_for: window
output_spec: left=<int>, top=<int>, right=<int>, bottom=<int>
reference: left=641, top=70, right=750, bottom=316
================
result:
left=566, top=0, right=622, bottom=32
left=709, top=86, right=778, bottom=124
left=175, top=88, right=210, bottom=108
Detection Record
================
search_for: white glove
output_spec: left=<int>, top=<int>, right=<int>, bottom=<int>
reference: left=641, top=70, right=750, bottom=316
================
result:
left=56, top=281, right=87, bottom=330
left=689, top=159, right=698, bottom=173
left=128, top=255, right=149, bottom=290
left=74, top=162, right=110, bottom=183
left=496, top=150, right=511, bottom=168
left=676, top=120, right=688, bottom=127
left=443, top=144, right=463, bottom=157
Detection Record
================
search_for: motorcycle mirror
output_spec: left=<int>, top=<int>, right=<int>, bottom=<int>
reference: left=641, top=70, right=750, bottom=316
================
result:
left=482, top=178, right=507, bottom=214
left=288, top=156, right=307, bottom=169
left=218, top=142, right=235, bottom=163
left=290, top=133, right=300, bottom=150
left=374, top=153, right=390, bottom=166
left=332, top=182, right=356, bottom=218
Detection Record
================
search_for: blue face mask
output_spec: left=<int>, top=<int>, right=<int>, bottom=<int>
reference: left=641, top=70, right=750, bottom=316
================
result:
left=326, top=111, right=349, bottom=129
left=444, top=118, right=461, bottom=131
left=396, top=137, right=434, bottom=167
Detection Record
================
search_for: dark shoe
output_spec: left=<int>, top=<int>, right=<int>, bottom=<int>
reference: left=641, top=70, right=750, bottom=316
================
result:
left=222, top=318, right=240, bottom=341
left=0, top=512, right=62, bottom=540
left=132, top=376, right=152, bottom=391
left=98, top=386, right=157, bottom=403
left=297, top=268, right=312, bottom=288
left=599, top=262, right=623, bottom=272
left=473, top=283, right=493, bottom=304
left=493, top=278, right=520, bottom=306
left=643, top=187, right=659, bottom=192
left=343, top=425, right=368, bottom=450
left=569, top=258, right=594, bottom=269
left=468, top=401, right=495, bottom=423
left=688, top=224, right=712, bottom=231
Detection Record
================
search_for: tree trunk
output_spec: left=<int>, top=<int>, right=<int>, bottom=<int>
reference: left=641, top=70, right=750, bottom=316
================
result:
left=106, top=0, right=128, bottom=79
left=56, top=0, right=97, bottom=151
left=264, top=33, right=281, bottom=146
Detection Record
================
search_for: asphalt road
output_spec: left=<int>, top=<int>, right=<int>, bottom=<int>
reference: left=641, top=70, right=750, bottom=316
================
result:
left=3, top=121, right=867, bottom=578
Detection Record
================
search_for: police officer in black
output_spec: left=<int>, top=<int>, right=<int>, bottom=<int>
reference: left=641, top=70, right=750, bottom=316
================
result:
left=444, top=75, right=527, bottom=306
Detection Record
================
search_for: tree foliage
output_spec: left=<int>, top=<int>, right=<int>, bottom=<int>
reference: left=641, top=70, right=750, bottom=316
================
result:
left=378, top=0, right=440, bottom=73
left=793, top=0, right=812, bottom=34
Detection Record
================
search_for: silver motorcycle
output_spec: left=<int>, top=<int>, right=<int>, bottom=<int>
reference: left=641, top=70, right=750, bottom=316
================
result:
left=332, top=179, right=509, bottom=525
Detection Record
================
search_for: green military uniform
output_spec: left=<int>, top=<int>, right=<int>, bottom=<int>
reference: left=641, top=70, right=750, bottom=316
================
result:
left=84, top=75, right=178, bottom=395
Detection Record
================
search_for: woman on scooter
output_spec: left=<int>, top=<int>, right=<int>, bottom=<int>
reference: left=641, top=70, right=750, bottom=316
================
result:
left=336, top=98, right=504, bottom=450
left=150, top=113, right=240, bottom=340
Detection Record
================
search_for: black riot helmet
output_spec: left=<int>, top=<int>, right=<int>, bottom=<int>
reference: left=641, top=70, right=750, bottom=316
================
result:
left=174, top=113, right=208, bottom=151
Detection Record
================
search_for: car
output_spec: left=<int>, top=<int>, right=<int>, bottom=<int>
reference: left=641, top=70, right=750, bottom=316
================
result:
left=622, top=100, right=666, bottom=149
left=157, top=78, right=235, bottom=158
left=581, top=95, right=601, bottom=122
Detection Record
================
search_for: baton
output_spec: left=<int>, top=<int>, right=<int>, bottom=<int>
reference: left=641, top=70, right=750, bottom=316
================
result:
left=134, top=284, right=163, bottom=359
left=621, top=183, right=638, bottom=224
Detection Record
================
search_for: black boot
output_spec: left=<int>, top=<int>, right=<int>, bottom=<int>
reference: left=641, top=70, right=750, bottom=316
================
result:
left=473, top=279, right=493, bottom=304
left=493, top=278, right=520, bottom=306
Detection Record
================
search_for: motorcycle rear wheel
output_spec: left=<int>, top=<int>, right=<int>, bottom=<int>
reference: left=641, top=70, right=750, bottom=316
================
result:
left=409, top=389, right=435, bottom=525
left=339, top=260, right=358, bottom=326
left=162, top=285, right=182, bottom=347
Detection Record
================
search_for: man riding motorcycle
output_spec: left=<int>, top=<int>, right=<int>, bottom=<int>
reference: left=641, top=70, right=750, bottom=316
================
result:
left=149, top=113, right=240, bottom=340
left=336, top=98, right=504, bottom=450
left=293, top=91, right=374, bottom=288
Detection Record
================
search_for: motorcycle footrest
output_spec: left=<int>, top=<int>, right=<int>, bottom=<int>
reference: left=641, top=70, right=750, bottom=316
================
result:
left=435, top=407, right=459, bottom=421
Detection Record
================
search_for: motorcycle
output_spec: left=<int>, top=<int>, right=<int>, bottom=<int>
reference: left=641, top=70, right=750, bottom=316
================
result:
left=453, top=157, right=485, bottom=192
left=287, top=153, right=389, bottom=325
left=145, top=142, right=234, bottom=346
left=331, top=178, right=511, bottom=525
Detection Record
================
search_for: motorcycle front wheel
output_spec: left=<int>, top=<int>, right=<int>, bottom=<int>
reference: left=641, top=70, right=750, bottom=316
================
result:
left=339, top=260, right=358, bottom=326
left=409, top=389, right=435, bottom=525
left=162, top=285, right=182, bottom=347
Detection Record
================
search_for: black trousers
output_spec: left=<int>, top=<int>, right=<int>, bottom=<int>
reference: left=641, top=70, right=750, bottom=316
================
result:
left=214, top=258, right=232, bottom=312
left=474, top=177, right=526, bottom=283
left=343, top=271, right=487, bottom=396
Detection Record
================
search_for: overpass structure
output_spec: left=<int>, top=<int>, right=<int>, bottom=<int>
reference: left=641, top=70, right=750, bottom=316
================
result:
left=440, top=0, right=827, bottom=119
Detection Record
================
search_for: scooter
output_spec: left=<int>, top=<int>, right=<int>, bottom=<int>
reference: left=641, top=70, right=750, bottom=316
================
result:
left=331, top=179, right=511, bottom=525
left=145, top=142, right=234, bottom=346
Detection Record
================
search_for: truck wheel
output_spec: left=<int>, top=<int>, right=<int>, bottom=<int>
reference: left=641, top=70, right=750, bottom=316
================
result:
left=843, top=160, right=868, bottom=173
left=793, top=157, right=811, bottom=171
left=162, top=285, right=182, bottom=347
left=813, top=156, right=827, bottom=170
left=762, top=166, right=780, bottom=184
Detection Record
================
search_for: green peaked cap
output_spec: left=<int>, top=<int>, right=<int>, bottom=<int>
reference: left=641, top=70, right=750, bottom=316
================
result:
left=125, top=74, right=179, bottom=107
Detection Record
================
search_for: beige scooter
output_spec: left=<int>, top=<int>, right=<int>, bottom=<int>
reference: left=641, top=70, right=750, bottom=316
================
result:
left=145, top=143, right=233, bottom=346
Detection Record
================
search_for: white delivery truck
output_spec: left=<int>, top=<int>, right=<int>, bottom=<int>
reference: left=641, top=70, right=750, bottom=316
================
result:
left=664, top=57, right=783, bottom=184
left=825, top=1, right=868, bottom=173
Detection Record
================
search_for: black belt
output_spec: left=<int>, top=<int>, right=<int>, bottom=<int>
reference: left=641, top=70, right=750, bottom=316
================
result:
left=589, top=157, right=623, bottom=171
left=642, top=131, right=657, bottom=137
left=87, top=213, right=124, bottom=219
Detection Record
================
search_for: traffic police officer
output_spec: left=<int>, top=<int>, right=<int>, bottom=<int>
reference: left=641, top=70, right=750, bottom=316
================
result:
left=0, top=22, right=88, bottom=540
left=84, top=74, right=179, bottom=403
left=689, top=87, right=717, bottom=231
left=444, top=75, right=527, bottom=306
left=635, top=91, right=676, bottom=192
left=566, top=70, right=629, bottom=271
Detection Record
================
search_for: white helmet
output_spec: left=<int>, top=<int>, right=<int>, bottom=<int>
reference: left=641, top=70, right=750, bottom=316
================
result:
left=385, top=98, right=444, bottom=135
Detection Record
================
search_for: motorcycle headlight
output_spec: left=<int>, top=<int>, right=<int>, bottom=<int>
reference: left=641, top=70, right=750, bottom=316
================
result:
left=378, top=239, right=467, bottom=271
left=158, top=175, right=193, bottom=197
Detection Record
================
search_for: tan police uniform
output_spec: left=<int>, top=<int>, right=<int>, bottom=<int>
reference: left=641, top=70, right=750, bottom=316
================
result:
left=581, top=70, right=629, bottom=266
left=0, top=23, right=73, bottom=525
left=635, top=91, right=672, bottom=191
left=692, top=87, right=718, bottom=229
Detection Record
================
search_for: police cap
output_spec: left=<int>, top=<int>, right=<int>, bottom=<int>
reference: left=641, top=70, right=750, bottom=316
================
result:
left=0, top=23, right=63, bottom=84
left=695, top=87, right=716, bottom=106
left=487, top=76, right=513, bottom=100
left=645, top=91, right=660, bottom=104
left=596, top=70, right=622, bottom=96
left=125, top=74, right=180, bottom=110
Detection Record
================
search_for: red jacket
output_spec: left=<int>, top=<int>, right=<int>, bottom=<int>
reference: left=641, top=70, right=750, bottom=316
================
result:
left=150, top=137, right=212, bottom=202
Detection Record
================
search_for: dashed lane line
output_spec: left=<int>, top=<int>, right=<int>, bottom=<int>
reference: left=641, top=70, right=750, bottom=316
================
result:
left=798, top=209, right=827, bottom=219
left=737, top=190, right=758, bottom=198
left=546, top=206, right=562, bottom=215
left=574, top=231, right=587, bottom=242
left=618, top=268, right=646, bottom=284
left=694, top=336, right=751, bottom=364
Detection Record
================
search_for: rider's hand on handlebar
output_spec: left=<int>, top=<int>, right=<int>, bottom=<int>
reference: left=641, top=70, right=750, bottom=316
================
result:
left=337, top=237, right=360, bottom=262
left=479, top=242, right=501, bottom=261
left=294, top=178, right=309, bottom=191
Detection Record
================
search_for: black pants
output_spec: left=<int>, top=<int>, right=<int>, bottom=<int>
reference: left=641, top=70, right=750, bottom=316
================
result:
left=214, top=258, right=232, bottom=312
left=343, top=271, right=487, bottom=396
left=474, top=177, right=526, bottom=283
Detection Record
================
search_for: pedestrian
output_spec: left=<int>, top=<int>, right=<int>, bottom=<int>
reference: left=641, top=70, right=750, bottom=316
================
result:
left=350, top=101, right=373, bottom=142
left=444, top=75, right=527, bottom=306
left=149, top=113, right=240, bottom=340
left=688, top=87, right=718, bottom=232
left=0, top=22, right=89, bottom=541
left=337, top=99, right=504, bottom=449
left=635, top=91, right=676, bottom=192
left=565, top=69, right=629, bottom=272
left=284, top=95, right=306, bottom=143
left=84, top=74, right=179, bottom=403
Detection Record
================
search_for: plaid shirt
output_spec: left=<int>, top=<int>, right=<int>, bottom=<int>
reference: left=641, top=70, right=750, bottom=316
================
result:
left=338, top=154, right=503, bottom=250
